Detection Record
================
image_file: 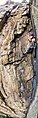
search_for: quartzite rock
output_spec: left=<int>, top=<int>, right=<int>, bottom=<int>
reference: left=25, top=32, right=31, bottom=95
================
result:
left=0, top=1, right=36, bottom=118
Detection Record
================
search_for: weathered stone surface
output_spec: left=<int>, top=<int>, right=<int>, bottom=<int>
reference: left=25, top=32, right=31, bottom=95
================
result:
left=0, top=1, right=36, bottom=118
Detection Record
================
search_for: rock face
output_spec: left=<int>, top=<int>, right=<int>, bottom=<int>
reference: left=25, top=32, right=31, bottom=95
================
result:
left=0, top=1, right=36, bottom=118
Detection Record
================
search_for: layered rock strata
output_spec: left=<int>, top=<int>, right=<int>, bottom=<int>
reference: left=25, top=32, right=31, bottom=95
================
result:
left=0, top=1, right=36, bottom=118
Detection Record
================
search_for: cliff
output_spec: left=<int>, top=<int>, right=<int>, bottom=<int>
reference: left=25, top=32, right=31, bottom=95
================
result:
left=0, top=1, right=36, bottom=118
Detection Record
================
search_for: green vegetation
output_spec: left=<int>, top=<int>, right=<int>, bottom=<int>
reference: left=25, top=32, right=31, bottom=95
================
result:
left=0, top=116, right=9, bottom=118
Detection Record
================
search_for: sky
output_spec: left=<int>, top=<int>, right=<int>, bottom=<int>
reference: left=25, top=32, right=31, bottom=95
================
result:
left=0, top=0, right=29, bottom=5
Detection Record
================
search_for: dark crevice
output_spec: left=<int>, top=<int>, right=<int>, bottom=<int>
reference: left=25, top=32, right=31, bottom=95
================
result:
left=0, top=11, right=11, bottom=32
left=0, top=91, right=17, bottom=115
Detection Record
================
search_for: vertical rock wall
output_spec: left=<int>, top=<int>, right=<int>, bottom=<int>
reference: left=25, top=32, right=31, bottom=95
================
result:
left=0, top=2, right=36, bottom=118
